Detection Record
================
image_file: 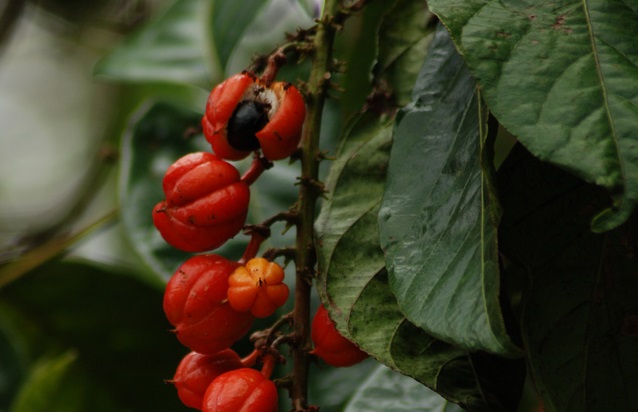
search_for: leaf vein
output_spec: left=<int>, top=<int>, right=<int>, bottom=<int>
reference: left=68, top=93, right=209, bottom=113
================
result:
left=582, top=0, right=625, bottom=190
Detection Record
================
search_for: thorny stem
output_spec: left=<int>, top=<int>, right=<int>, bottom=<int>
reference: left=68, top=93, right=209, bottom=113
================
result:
left=248, top=313, right=294, bottom=371
left=262, top=246, right=296, bottom=262
left=254, top=34, right=316, bottom=84
left=240, top=209, right=298, bottom=264
left=290, top=0, right=340, bottom=410
left=251, top=311, right=294, bottom=347
left=270, top=332, right=296, bottom=349
left=260, top=46, right=289, bottom=86
left=261, top=209, right=299, bottom=228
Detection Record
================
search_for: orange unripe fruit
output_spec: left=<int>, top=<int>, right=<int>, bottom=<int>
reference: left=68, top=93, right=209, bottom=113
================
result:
left=227, top=258, right=289, bottom=318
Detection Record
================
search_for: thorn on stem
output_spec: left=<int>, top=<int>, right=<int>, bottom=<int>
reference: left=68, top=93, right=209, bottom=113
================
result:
left=243, top=224, right=272, bottom=239
left=295, top=177, right=326, bottom=194
left=316, top=150, right=335, bottom=162
left=262, top=247, right=296, bottom=263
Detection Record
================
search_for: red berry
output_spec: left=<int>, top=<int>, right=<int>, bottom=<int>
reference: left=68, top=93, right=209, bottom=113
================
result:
left=202, top=368, right=278, bottom=412
left=310, top=304, right=369, bottom=367
left=163, top=254, right=254, bottom=354
left=227, top=258, right=289, bottom=318
left=152, top=152, right=250, bottom=253
left=172, top=350, right=243, bottom=410
left=202, top=72, right=306, bottom=161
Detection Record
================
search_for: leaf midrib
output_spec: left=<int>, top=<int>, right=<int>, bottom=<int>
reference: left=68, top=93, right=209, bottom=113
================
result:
left=581, top=0, right=625, bottom=192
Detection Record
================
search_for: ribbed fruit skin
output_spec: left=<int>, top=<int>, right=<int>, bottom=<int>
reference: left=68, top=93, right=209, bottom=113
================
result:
left=163, top=254, right=254, bottom=355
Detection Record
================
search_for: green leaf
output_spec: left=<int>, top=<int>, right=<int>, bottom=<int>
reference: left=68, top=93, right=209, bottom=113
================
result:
left=210, top=0, right=267, bottom=71
left=336, top=0, right=436, bottom=120
left=344, top=365, right=465, bottom=412
left=0, top=321, right=26, bottom=409
left=427, top=0, right=638, bottom=231
left=119, top=101, right=206, bottom=282
left=215, top=0, right=315, bottom=75
left=373, top=0, right=437, bottom=106
left=336, top=0, right=391, bottom=120
left=498, top=145, right=638, bottom=411
left=94, top=0, right=215, bottom=87
left=0, top=260, right=191, bottom=411
left=308, top=359, right=378, bottom=411
left=10, top=351, right=117, bottom=412
left=315, top=111, right=524, bottom=411
left=378, top=24, right=520, bottom=356
left=315, top=112, right=394, bottom=307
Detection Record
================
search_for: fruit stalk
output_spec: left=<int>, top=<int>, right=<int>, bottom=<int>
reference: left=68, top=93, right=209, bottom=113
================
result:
left=290, top=0, right=339, bottom=410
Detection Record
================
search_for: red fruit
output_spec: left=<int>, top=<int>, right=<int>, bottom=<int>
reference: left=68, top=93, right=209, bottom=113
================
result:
left=163, top=254, right=254, bottom=354
left=153, top=152, right=250, bottom=253
left=172, top=350, right=243, bottom=410
left=310, top=304, right=369, bottom=367
left=202, top=72, right=306, bottom=161
left=227, top=258, right=289, bottom=318
left=202, top=368, right=278, bottom=412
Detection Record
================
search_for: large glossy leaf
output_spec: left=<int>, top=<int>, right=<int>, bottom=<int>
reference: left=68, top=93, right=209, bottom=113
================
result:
left=336, top=0, right=436, bottom=120
left=94, top=0, right=215, bottom=87
left=315, top=112, right=394, bottom=331
left=378, top=24, right=519, bottom=356
left=428, top=0, right=638, bottom=231
left=336, top=1, right=392, bottom=120
left=0, top=260, right=191, bottom=411
left=373, top=0, right=436, bottom=106
left=498, top=145, right=638, bottom=411
left=344, top=365, right=465, bottom=412
left=315, top=111, right=524, bottom=411
left=218, top=0, right=315, bottom=75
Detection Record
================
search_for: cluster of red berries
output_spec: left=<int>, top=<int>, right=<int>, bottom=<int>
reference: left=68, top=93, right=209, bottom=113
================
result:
left=152, top=72, right=302, bottom=411
left=153, top=72, right=368, bottom=411
left=171, top=349, right=278, bottom=411
left=153, top=72, right=305, bottom=253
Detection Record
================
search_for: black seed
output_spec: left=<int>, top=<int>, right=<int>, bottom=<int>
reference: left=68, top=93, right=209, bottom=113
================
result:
left=227, top=100, right=269, bottom=151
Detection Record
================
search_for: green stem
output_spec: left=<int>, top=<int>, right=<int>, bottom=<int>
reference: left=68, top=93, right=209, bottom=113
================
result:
left=0, top=209, right=118, bottom=289
left=291, top=1, right=339, bottom=410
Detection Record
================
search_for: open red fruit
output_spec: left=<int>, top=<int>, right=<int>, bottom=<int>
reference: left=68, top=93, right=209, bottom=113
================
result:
left=310, top=304, right=369, bottom=367
left=153, top=152, right=250, bottom=253
left=202, top=72, right=306, bottom=161
left=172, top=350, right=243, bottom=410
left=202, top=368, right=278, bottom=412
left=227, top=258, right=289, bottom=318
left=163, top=254, right=254, bottom=354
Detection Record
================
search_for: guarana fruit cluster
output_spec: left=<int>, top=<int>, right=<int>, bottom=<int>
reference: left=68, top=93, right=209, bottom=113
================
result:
left=153, top=71, right=367, bottom=411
